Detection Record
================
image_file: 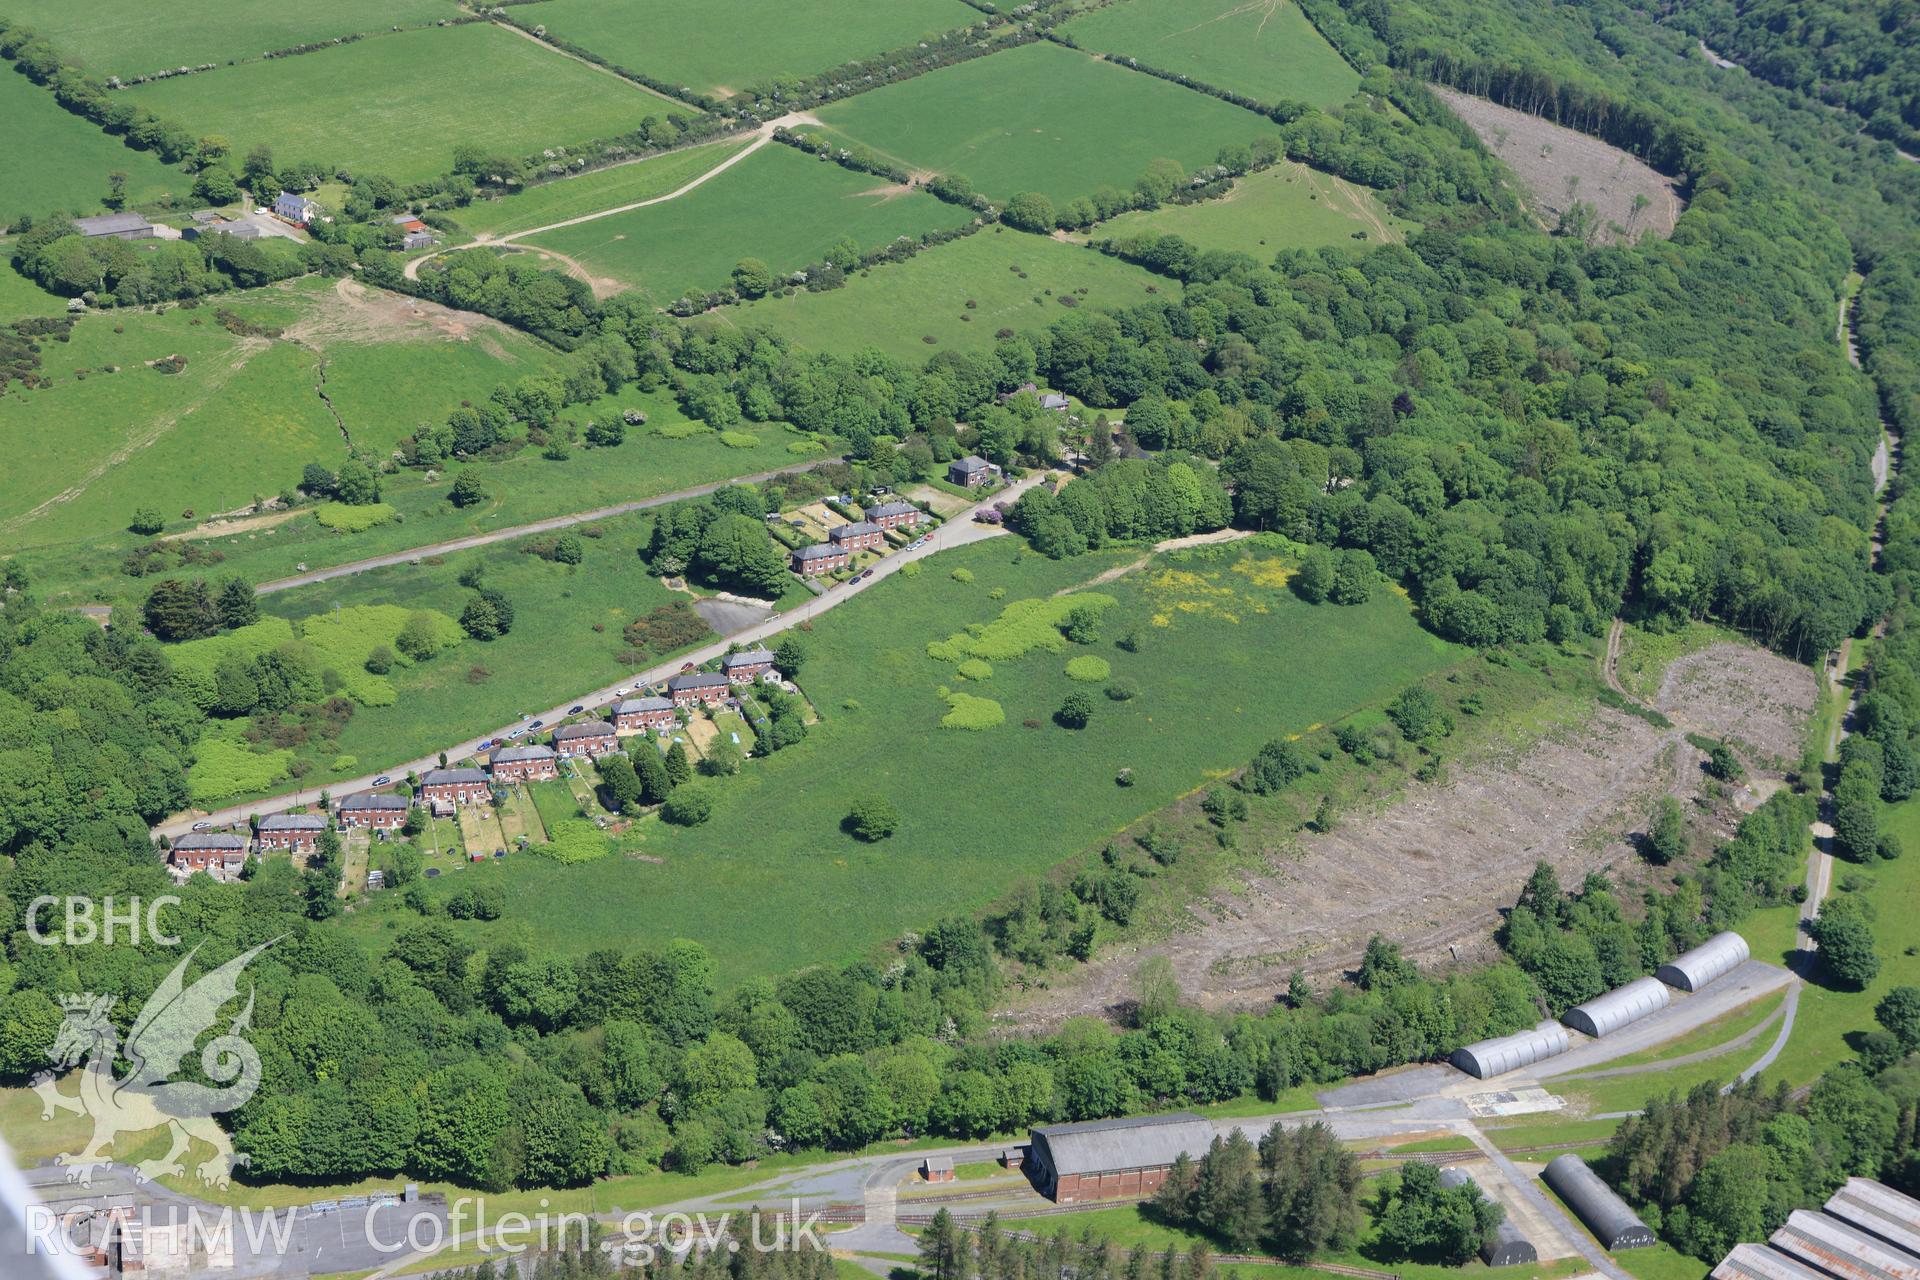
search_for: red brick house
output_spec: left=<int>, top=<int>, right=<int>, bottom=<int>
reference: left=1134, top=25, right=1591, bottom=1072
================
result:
left=829, top=520, right=886, bottom=553
left=167, top=833, right=248, bottom=882
left=420, top=767, right=491, bottom=812
left=667, top=672, right=732, bottom=707
left=720, top=648, right=776, bottom=684
left=552, top=720, right=619, bottom=758
left=489, top=744, right=559, bottom=782
left=792, top=544, right=849, bottom=576
left=338, top=792, right=410, bottom=829
left=865, top=500, right=924, bottom=531
left=255, top=813, right=327, bottom=853
left=1027, top=1113, right=1215, bottom=1204
left=615, top=695, right=677, bottom=733
left=949, top=454, right=1002, bottom=487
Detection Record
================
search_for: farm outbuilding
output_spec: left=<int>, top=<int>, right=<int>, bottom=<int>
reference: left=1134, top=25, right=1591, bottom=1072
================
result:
left=1438, top=1168, right=1537, bottom=1267
left=1027, top=1112, right=1215, bottom=1204
left=921, top=1156, right=954, bottom=1183
left=1450, top=1022, right=1570, bottom=1078
left=1716, top=1243, right=1841, bottom=1280
left=1824, top=1178, right=1920, bottom=1258
left=1771, top=1207, right=1920, bottom=1280
left=1541, top=1154, right=1655, bottom=1250
left=1563, top=977, right=1672, bottom=1038
left=1658, top=932, right=1751, bottom=992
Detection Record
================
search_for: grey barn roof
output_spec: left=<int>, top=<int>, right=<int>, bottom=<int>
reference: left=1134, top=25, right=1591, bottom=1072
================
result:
left=422, top=767, right=488, bottom=785
left=1771, top=1207, right=1920, bottom=1280
left=173, top=833, right=247, bottom=851
left=553, top=721, right=616, bottom=740
left=1717, top=1244, right=1842, bottom=1280
left=1451, top=1022, right=1570, bottom=1079
left=1439, top=1168, right=1537, bottom=1268
left=617, top=696, right=674, bottom=714
left=74, top=211, right=151, bottom=235
left=1658, top=931, right=1751, bottom=992
left=1031, top=1112, right=1214, bottom=1177
left=1542, top=1154, right=1655, bottom=1249
left=340, top=792, right=409, bottom=809
left=1563, top=976, right=1672, bottom=1038
left=1826, top=1179, right=1920, bottom=1259
left=258, top=814, right=327, bottom=831
left=491, top=744, right=556, bottom=762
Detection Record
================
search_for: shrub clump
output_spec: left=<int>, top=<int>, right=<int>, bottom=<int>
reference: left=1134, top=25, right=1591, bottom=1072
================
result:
left=957, top=658, right=993, bottom=681
left=314, top=501, right=398, bottom=532
left=1065, top=656, right=1111, bottom=682
left=940, top=690, right=1005, bottom=731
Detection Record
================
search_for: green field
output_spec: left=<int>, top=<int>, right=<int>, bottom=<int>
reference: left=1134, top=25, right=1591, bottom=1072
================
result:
left=451, top=138, right=754, bottom=238
left=811, top=41, right=1280, bottom=207
left=340, top=538, right=1461, bottom=985
left=712, top=225, right=1167, bottom=359
left=1094, top=160, right=1415, bottom=253
left=0, top=258, right=71, bottom=320
left=125, top=25, right=661, bottom=185
left=1061, top=0, right=1360, bottom=110
left=525, top=142, right=974, bottom=302
left=0, top=0, right=453, bottom=78
left=527, top=0, right=974, bottom=99
left=0, top=68, right=187, bottom=225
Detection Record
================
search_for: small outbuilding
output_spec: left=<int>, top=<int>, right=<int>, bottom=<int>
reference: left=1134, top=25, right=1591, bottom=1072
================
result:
left=1563, top=977, right=1672, bottom=1039
left=1450, top=1022, right=1571, bottom=1079
left=1541, top=1154, right=1655, bottom=1250
left=1027, top=1112, right=1215, bottom=1204
left=1658, top=932, right=1751, bottom=992
left=921, top=1156, right=954, bottom=1183
left=1439, top=1168, right=1537, bottom=1267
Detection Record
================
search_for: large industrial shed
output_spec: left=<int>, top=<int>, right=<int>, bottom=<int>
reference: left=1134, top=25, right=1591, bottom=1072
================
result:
left=1823, top=1179, right=1920, bottom=1260
left=1712, top=1179, right=1920, bottom=1280
left=1439, top=1168, right=1538, bottom=1266
left=1027, top=1113, right=1215, bottom=1204
left=1771, top=1207, right=1920, bottom=1280
left=1451, top=1022, right=1570, bottom=1079
left=1658, top=932, right=1751, bottom=992
left=1716, top=1243, right=1842, bottom=1280
left=1541, top=1154, right=1656, bottom=1249
left=1563, top=977, right=1673, bottom=1038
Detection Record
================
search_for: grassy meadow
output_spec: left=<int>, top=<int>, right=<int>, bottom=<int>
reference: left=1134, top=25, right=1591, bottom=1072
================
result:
left=527, top=0, right=975, bottom=99
left=0, top=258, right=73, bottom=321
left=451, top=138, right=755, bottom=238
left=0, top=0, right=453, bottom=78
left=336, top=537, right=1461, bottom=985
left=525, top=143, right=973, bottom=301
left=1095, top=160, right=1415, bottom=253
left=125, top=25, right=657, bottom=185
left=1061, top=0, right=1360, bottom=110
left=713, top=225, right=1167, bottom=359
left=0, top=68, right=186, bottom=225
left=810, top=42, right=1279, bottom=207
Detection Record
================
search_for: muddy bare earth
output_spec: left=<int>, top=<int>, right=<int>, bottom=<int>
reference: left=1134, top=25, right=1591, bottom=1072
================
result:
left=1000, top=643, right=1817, bottom=1029
left=282, top=278, right=522, bottom=355
left=1429, top=85, right=1684, bottom=245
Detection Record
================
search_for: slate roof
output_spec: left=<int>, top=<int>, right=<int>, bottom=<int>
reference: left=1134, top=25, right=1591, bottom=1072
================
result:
left=866, top=501, right=919, bottom=520
left=667, top=672, right=731, bottom=691
left=616, top=696, right=674, bottom=714
left=491, top=744, right=556, bottom=763
left=172, top=833, right=247, bottom=852
left=1031, top=1113, right=1213, bottom=1177
left=340, top=792, right=409, bottom=810
left=421, top=767, right=488, bottom=785
left=721, top=648, right=775, bottom=671
left=553, top=720, right=616, bottom=740
left=830, top=520, right=884, bottom=541
left=952, top=454, right=996, bottom=475
left=792, top=543, right=844, bottom=562
left=258, top=814, right=327, bottom=831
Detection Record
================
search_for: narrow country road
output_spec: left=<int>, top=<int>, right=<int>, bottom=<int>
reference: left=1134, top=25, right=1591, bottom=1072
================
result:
left=155, top=475, right=1045, bottom=837
left=255, top=459, right=838, bottom=595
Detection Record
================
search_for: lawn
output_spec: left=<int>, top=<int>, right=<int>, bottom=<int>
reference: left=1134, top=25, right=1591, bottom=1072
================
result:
left=525, top=0, right=975, bottom=99
left=1091, top=160, right=1415, bottom=254
left=810, top=41, right=1281, bottom=207
left=711, top=225, right=1167, bottom=360
left=0, top=0, right=453, bottom=78
left=1060, top=0, right=1360, bottom=110
left=0, top=67, right=187, bottom=225
left=125, top=25, right=665, bottom=186
left=451, top=138, right=755, bottom=238
left=525, top=142, right=974, bottom=302
left=336, top=538, right=1461, bottom=986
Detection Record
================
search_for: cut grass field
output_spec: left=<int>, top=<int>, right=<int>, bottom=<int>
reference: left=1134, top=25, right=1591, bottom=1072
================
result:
left=525, top=143, right=974, bottom=302
left=1092, top=161, right=1414, bottom=254
left=337, top=538, right=1461, bottom=986
left=1060, top=0, right=1360, bottom=110
left=713, top=225, right=1167, bottom=359
left=810, top=41, right=1280, bottom=208
left=125, top=25, right=659, bottom=186
left=0, top=67, right=186, bottom=225
left=526, top=0, right=974, bottom=100
left=451, top=138, right=755, bottom=237
left=0, top=0, right=453, bottom=78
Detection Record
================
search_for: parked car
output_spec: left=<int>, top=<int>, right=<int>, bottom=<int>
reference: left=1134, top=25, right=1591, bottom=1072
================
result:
left=373, top=776, right=390, bottom=786
left=506, top=728, right=526, bottom=739
left=191, top=821, right=211, bottom=831
left=567, top=704, right=584, bottom=714
left=528, top=719, right=544, bottom=730
left=477, top=739, right=493, bottom=750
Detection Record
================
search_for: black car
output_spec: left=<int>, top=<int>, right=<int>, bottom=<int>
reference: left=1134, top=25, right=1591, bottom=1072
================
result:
left=567, top=704, right=584, bottom=714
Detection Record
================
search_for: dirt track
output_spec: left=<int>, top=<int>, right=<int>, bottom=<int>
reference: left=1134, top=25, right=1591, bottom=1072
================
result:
left=1000, top=642, right=1816, bottom=1028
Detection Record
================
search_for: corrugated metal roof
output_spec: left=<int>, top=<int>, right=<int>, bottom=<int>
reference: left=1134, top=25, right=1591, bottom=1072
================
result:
left=1658, top=932, right=1750, bottom=992
left=1717, top=1244, right=1840, bottom=1280
left=1451, top=1022, right=1570, bottom=1078
left=74, top=211, right=151, bottom=234
left=1541, top=1154, right=1655, bottom=1249
left=1564, top=976, right=1672, bottom=1038
left=1032, top=1112, right=1214, bottom=1177
left=1827, top=1180, right=1920, bottom=1260
left=1773, top=1208, right=1920, bottom=1280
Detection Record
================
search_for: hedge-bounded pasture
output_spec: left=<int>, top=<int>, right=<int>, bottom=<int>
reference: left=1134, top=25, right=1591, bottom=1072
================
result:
left=1060, top=0, right=1361, bottom=110
left=125, top=25, right=654, bottom=185
left=1, top=0, right=453, bottom=79
left=0, top=67, right=185, bottom=226
left=527, top=0, right=973, bottom=100
left=714, top=224, right=1166, bottom=360
left=1097, top=160, right=1415, bottom=255
left=810, top=41, right=1280, bottom=207
left=452, top=138, right=754, bottom=238
left=362, top=538, right=1460, bottom=985
left=524, top=142, right=973, bottom=302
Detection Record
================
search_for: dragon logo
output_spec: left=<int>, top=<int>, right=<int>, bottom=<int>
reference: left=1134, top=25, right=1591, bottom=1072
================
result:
left=31, top=939, right=277, bottom=1188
